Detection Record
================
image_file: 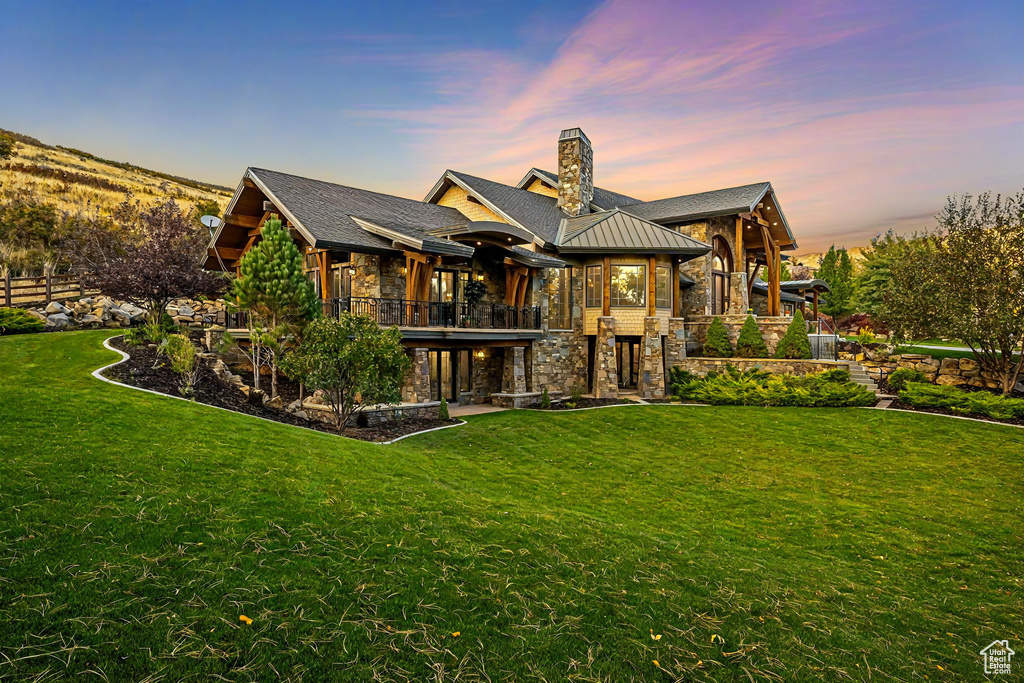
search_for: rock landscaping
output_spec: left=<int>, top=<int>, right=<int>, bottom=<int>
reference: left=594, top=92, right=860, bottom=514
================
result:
left=102, top=335, right=459, bottom=442
left=19, top=297, right=228, bottom=332
left=839, top=340, right=1008, bottom=391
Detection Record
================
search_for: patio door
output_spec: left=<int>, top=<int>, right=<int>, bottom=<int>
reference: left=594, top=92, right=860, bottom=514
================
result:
left=428, top=349, right=473, bottom=402
left=616, top=337, right=640, bottom=389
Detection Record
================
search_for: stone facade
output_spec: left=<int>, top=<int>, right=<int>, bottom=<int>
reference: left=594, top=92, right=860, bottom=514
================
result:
left=557, top=131, right=594, bottom=217
left=380, top=255, right=405, bottom=300
left=470, top=348, right=504, bottom=403
left=593, top=316, right=618, bottom=398
left=673, top=216, right=747, bottom=317
left=533, top=265, right=588, bottom=395
left=638, top=316, right=666, bottom=398
left=502, top=346, right=527, bottom=394
left=402, top=347, right=430, bottom=403
left=686, top=315, right=792, bottom=355
left=664, top=317, right=687, bottom=368
left=670, top=357, right=851, bottom=377
left=350, top=253, right=381, bottom=298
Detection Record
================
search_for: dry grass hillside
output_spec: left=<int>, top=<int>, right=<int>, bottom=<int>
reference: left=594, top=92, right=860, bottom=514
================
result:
left=789, top=245, right=869, bottom=271
left=0, top=129, right=231, bottom=218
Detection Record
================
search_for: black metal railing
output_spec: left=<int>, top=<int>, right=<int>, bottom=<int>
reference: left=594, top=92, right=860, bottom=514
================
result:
left=323, top=297, right=541, bottom=330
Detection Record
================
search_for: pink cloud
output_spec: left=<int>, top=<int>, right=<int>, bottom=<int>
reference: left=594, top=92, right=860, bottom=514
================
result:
left=351, top=0, right=1024, bottom=251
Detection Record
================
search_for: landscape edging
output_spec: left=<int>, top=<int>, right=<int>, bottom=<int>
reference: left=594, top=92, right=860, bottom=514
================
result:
left=91, top=335, right=466, bottom=445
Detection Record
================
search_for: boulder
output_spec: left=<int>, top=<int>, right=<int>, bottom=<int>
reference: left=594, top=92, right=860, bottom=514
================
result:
left=111, top=308, right=133, bottom=324
left=79, top=314, right=101, bottom=326
left=46, top=312, right=71, bottom=329
left=45, top=301, right=71, bottom=315
left=938, top=358, right=961, bottom=375
left=177, top=304, right=195, bottom=318
left=73, top=301, right=92, bottom=316
left=959, top=357, right=979, bottom=373
left=25, top=309, right=48, bottom=322
left=914, top=362, right=934, bottom=373
left=935, top=374, right=966, bottom=386
left=266, top=396, right=283, bottom=409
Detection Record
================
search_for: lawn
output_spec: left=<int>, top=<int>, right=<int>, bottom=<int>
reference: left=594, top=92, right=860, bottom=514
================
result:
left=1, top=331, right=1022, bottom=681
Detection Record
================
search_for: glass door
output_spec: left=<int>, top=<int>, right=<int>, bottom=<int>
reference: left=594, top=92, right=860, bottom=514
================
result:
left=616, top=339, right=640, bottom=389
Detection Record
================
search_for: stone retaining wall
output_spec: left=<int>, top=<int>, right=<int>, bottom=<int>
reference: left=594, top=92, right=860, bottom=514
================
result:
left=860, top=353, right=1001, bottom=390
left=671, top=357, right=850, bottom=377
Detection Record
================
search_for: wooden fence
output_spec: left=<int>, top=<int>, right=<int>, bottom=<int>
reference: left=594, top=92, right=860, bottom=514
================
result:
left=2, top=272, right=98, bottom=308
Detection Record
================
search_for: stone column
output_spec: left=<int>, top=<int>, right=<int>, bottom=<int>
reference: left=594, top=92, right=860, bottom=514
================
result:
left=664, top=318, right=687, bottom=370
left=638, top=317, right=666, bottom=399
left=502, top=346, right=527, bottom=394
left=593, top=316, right=618, bottom=399
left=402, top=348, right=430, bottom=403
left=728, top=271, right=749, bottom=315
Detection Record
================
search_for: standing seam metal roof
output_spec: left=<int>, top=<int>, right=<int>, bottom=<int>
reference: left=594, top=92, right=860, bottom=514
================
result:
left=557, top=209, right=711, bottom=254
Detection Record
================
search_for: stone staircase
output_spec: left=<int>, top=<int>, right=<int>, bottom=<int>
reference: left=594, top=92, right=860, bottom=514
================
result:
left=847, top=361, right=881, bottom=394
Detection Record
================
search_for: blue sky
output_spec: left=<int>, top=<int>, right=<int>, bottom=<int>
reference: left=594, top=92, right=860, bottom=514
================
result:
left=1, top=0, right=1022, bottom=250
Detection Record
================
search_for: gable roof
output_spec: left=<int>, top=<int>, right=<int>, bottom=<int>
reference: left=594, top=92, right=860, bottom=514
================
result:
left=751, top=278, right=806, bottom=303
left=425, top=170, right=565, bottom=245
left=246, top=167, right=468, bottom=253
left=625, top=182, right=771, bottom=223
left=516, top=168, right=643, bottom=211
left=555, top=209, right=711, bottom=255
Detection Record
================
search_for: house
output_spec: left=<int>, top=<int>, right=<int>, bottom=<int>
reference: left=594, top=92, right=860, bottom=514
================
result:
left=206, top=128, right=806, bottom=405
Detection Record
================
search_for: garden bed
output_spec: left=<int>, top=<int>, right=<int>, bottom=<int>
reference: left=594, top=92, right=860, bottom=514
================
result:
left=524, top=397, right=634, bottom=411
left=886, top=381, right=1024, bottom=426
left=102, top=336, right=459, bottom=442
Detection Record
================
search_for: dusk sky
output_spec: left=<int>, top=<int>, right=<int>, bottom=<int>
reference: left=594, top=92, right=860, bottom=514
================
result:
left=1, top=0, right=1021, bottom=252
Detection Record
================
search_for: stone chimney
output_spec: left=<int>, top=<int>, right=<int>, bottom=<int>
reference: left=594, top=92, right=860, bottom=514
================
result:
left=557, top=127, right=593, bottom=217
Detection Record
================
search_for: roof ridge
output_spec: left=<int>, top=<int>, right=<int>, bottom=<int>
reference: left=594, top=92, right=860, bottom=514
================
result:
left=250, top=167, right=445, bottom=210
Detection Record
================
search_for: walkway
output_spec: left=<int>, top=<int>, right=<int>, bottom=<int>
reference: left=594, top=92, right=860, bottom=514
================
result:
left=448, top=403, right=508, bottom=418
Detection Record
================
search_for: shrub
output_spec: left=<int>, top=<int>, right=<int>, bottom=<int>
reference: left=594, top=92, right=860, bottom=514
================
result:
left=0, top=307, right=44, bottom=335
left=438, top=397, right=450, bottom=420
left=775, top=310, right=812, bottom=359
left=160, top=333, right=199, bottom=398
left=888, top=368, right=927, bottom=393
left=279, top=315, right=411, bottom=432
left=735, top=315, right=769, bottom=358
left=702, top=317, right=733, bottom=358
left=857, top=327, right=876, bottom=345
left=669, top=364, right=875, bottom=408
left=900, top=383, right=1024, bottom=421
left=540, top=387, right=551, bottom=409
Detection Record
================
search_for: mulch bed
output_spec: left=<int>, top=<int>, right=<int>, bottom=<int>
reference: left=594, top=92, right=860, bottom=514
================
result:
left=102, top=335, right=460, bottom=442
left=525, top=397, right=635, bottom=411
left=885, top=397, right=1024, bottom=426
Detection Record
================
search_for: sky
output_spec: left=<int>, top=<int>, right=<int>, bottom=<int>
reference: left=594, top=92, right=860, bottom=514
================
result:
left=1, top=0, right=1021, bottom=252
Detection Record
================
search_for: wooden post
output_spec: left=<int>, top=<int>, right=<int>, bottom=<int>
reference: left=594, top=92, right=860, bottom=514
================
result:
left=79, top=277, right=85, bottom=298
left=813, top=291, right=819, bottom=320
left=735, top=217, right=744, bottom=267
left=647, top=255, right=657, bottom=317
left=671, top=257, right=680, bottom=318
left=4, top=270, right=10, bottom=307
left=602, top=256, right=611, bottom=317
left=45, top=270, right=52, bottom=304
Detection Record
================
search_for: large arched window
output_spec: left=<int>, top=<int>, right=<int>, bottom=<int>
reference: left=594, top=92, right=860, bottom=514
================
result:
left=711, top=236, right=732, bottom=315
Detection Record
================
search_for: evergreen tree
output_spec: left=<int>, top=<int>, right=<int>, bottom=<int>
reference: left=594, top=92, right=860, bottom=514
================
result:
left=702, top=317, right=733, bottom=357
left=818, top=245, right=854, bottom=323
left=774, top=309, right=812, bottom=359
left=229, top=216, right=319, bottom=398
left=854, top=231, right=899, bottom=320
left=735, top=315, right=769, bottom=358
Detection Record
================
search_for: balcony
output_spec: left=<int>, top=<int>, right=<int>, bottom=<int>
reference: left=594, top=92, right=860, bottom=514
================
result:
left=323, top=297, right=541, bottom=330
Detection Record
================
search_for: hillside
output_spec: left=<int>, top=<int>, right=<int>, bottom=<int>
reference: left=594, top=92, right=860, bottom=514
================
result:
left=0, top=128, right=232, bottom=217
left=789, top=245, right=869, bottom=272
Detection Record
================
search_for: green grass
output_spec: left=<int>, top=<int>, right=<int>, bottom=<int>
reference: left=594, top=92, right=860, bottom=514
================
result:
left=1, top=331, right=1023, bottom=681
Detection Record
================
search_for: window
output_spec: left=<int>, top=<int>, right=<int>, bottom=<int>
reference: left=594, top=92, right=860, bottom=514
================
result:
left=550, top=267, right=573, bottom=329
left=711, top=236, right=733, bottom=315
left=330, top=264, right=351, bottom=300
left=459, top=350, right=472, bottom=393
left=655, top=266, right=671, bottom=309
left=586, top=265, right=602, bottom=308
left=610, top=265, right=645, bottom=307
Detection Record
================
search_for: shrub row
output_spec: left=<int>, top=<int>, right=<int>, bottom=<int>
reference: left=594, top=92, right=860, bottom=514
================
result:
left=702, top=312, right=812, bottom=359
left=669, top=365, right=875, bottom=408
left=899, top=383, right=1024, bottom=421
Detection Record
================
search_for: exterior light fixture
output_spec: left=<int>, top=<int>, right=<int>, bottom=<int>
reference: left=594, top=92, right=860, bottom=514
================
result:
left=476, top=274, right=484, bottom=281
left=349, top=268, right=356, bottom=275
left=475, top=350, right=485, bottom=359
left=476, top=241, right=482, bottom=246
left=507, top=237, right=512, bottom=241
left=773, top=222, right=778, bottom=226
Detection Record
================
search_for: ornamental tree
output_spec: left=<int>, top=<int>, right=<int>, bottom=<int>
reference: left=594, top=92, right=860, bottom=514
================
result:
left=884, top=190, right=1024, bottom=394
left=280, top=315, right=410, bottom=432
left=702, top=317, right=733, bottom=358
left=228, top=216, right=319, bottom=398
left=85, top=198, right=223, bottom=325
left=774, top=309, right=812, bottom=359
left=735, top=315, right=769, bottom=358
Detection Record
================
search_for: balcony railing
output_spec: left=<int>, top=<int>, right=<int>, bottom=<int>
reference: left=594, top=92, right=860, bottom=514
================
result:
left=225, top=298, right=541, bottom=330
left=324, top=297, right=541, bottom=330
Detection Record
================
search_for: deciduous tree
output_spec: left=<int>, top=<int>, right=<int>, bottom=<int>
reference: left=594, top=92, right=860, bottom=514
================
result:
left=280, top=315, right=410, bottom=432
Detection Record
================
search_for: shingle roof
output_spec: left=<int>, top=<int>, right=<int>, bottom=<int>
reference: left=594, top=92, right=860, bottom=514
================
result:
left=506, top=245, right=566, bottom=269
left=752, top=278, right=805, bottom=303
left=779, top=279, right=830, bottom=293
left=249, top=167, right=468, bottom=252
left=625, top=182, right=771, bottom=224
left=526, top=169, right=642, bottom=210
left=446, top=171, right=566, bottom=244
left=556, top=209, right=711, bottom=255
